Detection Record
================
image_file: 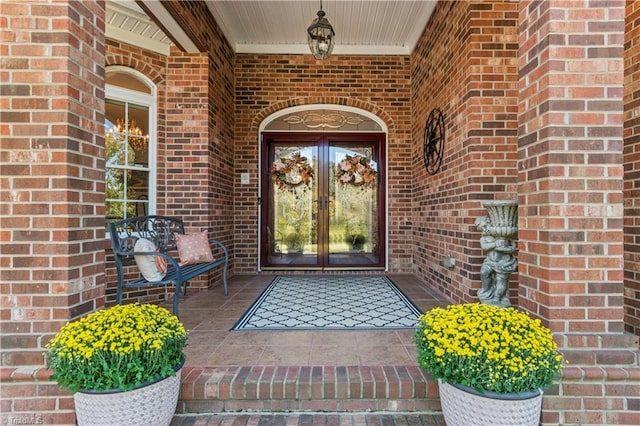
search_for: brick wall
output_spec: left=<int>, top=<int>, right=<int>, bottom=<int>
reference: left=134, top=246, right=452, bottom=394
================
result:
left=411, top=1, right=519, bottom=303
left=0, top=1, right=106, bottom=424
left=163, top=0, right=235, bottom=282
left=1, top=0, right=638, bottom=424
left=103, top=6, right=236, bottom=305
left=518, top=0, right=625, bottom=336
left=624, top=0, right=640, bottom=337
left=517, top=1, right=637, bottom=424
left=103, top=39, right=170, bottom=305
left=103, top=41, right=216, bottom=304
left=233, top=55, right=412, bottom=273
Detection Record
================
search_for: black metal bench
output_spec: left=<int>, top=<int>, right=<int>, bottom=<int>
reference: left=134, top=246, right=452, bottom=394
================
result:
left=108, top=215, right=228, bottom=316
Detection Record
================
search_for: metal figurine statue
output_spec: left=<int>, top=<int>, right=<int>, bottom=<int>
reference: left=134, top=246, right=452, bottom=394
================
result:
left=475, top=200, right=519, bottom=307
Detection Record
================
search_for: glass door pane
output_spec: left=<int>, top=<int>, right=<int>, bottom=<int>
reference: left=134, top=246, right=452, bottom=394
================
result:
left=265, top=143, right=319, bottom=267
left=261, top=132, right=385, bottom=270
left=328, top=144, right=380, bottom=266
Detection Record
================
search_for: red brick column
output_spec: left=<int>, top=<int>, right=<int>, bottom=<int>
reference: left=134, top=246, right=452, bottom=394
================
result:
left=518, top=0, right=625, bottom=336
left=0, top=1, right=105, bottom=424
left=163, top=50, right=221, bottom=291
left=518, top=1, right=638, bottom=424
left=159, top=1, right=235, bottom=278
left=624, top=1, right=640, bottom=337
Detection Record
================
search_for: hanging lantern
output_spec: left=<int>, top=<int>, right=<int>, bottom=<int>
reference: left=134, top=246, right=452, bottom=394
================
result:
left=307, top=0, right=335, bottom=60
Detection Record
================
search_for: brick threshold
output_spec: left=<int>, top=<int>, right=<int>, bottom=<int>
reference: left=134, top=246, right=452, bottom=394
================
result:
left=178, top=365, right=442, bottom=414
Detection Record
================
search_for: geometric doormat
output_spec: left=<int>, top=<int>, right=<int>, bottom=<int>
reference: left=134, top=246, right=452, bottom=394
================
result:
left=231, top=276, right=422, bottom=331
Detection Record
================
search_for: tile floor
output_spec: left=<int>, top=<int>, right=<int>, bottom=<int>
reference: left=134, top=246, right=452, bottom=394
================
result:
left=175, top=274, right=450, bottom=369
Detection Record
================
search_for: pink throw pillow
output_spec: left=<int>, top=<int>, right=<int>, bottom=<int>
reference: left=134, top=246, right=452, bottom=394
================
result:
left=176, top=230, right=214, bottom=265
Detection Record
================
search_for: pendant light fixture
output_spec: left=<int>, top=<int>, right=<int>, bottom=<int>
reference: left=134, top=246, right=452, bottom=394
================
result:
left=307, top=0, right=335, bottom=60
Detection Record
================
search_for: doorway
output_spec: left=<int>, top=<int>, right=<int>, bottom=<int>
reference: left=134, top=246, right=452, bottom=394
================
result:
left=260, top=132, right=386, bottom=270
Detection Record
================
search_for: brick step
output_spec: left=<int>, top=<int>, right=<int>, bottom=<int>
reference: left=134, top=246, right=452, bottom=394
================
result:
left=177, top=365, right=441, bottom=414
left=170, top=412, right=446, bottom=425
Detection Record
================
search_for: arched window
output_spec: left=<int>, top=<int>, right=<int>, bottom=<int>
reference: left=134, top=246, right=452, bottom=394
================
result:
left=105, top=67, right=157, bottom=221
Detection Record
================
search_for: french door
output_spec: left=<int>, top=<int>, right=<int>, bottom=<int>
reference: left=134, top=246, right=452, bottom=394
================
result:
left=260, top=132, right=386, bottom=270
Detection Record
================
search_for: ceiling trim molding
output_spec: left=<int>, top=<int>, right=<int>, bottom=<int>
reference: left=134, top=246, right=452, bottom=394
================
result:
left=235, top=43, right=412, bottom=56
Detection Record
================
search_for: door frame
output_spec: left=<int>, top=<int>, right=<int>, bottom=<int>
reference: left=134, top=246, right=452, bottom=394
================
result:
left=257, top=105, right=389, bottom=271
left=260, top=132, right=386, bottom=270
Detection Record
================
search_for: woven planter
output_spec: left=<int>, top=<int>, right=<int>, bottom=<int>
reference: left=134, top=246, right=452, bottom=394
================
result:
left=73, top=366, right=182, bottom=426
left=438, top=379, right=542, bottom=426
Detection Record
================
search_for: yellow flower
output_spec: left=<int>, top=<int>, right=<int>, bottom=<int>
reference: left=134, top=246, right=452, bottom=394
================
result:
left=413, top=303, right=564, bottom=394
left=45, top=303, right=187, bottom=393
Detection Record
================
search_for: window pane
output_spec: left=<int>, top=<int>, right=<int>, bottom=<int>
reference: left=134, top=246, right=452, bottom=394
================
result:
left=106, top=136, right=130, bottom=167
left=105, top=98, right=150, bottom=221
left=106, top=167, right=126, bottom=199
left=106, top=201, right=126, bottom=221
left=129, top=170, right=149, bottom=200
left=128, top=103, right=149, bottom=166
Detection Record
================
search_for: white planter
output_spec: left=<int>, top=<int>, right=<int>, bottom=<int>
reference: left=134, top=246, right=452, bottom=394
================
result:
left=73, top=368, right=181, bottom=426
left=438, top=379, right=542, bottom=426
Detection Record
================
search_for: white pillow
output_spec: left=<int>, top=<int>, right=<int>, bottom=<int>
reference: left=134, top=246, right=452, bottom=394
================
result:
left=133, top=238, right=166, bottom=282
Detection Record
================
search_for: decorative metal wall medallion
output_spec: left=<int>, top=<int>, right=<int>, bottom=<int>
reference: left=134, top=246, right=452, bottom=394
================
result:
left=423, top=108, right=445, bottom=175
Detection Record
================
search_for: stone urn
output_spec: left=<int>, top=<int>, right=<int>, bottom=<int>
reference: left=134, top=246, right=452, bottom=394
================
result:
left=482, top=199, right=518, bottom=239
left=475, top=199, right=518, bottom=307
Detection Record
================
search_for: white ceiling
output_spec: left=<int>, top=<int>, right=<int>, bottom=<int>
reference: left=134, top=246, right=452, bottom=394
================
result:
left=106, top=0, right=437, bottom=56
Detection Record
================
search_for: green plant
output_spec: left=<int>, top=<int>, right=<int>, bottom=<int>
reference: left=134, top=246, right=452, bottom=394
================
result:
left=45, top=303, right=187, bottom=392
left=283, top=232, right=306, bottom=252
left=413, top=303, right=564, bottom=394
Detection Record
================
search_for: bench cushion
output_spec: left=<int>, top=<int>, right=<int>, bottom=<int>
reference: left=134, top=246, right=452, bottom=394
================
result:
left=176, top=230, right=215, bottom=265
left=134, top=238, right=166, bottom=282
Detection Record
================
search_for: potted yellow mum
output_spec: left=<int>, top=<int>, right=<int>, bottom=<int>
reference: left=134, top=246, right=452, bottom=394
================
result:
left=414, top=303, right=564, bottom=426
left=45, top=303, right=187, bottom=426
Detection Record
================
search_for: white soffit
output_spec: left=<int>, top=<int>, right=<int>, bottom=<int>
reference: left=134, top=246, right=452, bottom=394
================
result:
left=106, top=1, right=437, bottom=57
left=205, top=1, right=437, bottom=55
left=139, top=1, right=199, bottom=53
left=106, top=0, right=199, bottom=55
left=106, top=1, right=172, bottom=55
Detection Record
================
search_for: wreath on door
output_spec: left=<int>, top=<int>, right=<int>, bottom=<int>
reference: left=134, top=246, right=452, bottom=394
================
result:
left=271, top=152, right=313, bottom=190
left=336, top=154, right=377, bottom=189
